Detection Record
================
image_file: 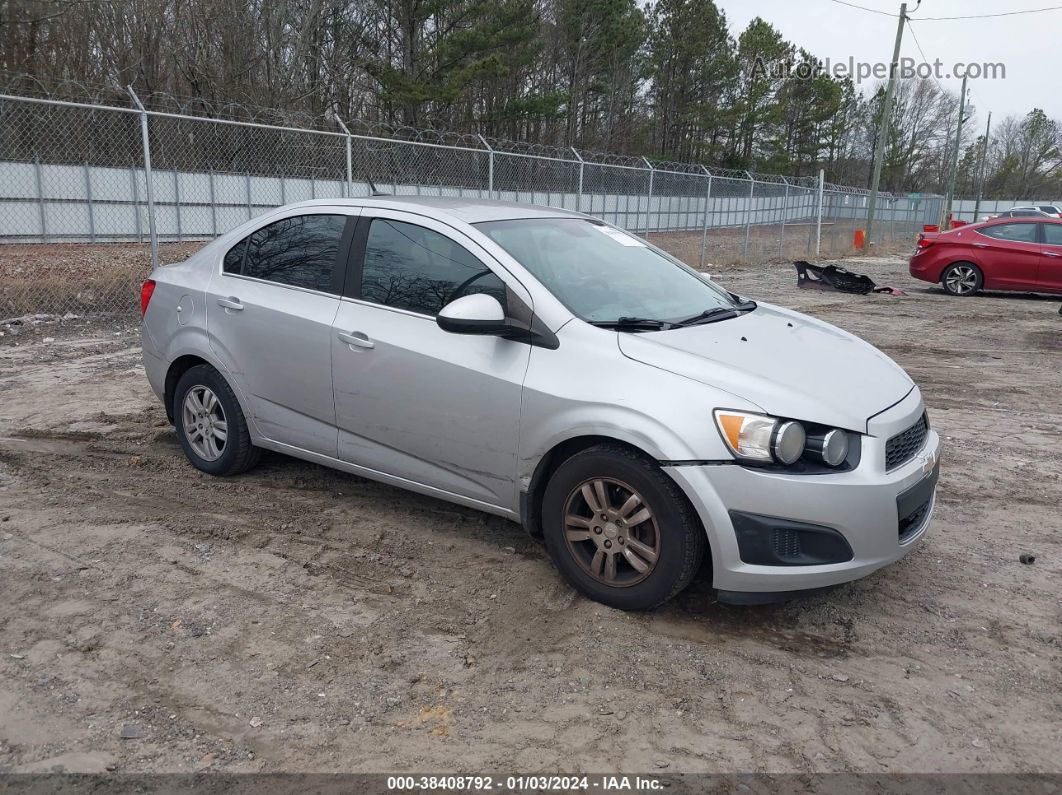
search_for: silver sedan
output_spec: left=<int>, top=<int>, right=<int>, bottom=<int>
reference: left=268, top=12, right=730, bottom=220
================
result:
left=141, top=197, right=940, bottom=609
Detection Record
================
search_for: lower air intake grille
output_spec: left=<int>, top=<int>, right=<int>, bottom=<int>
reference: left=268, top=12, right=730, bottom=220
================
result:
left=899, top=497, right=932, bottom=542
left=885, top=413, right=929, bottom=471
left=772, top=528, right=802, bottom=559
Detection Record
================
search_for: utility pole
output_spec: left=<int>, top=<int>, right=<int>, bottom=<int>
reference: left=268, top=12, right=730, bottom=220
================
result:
left=972, top=111, right=992, bottom=222
left=943, top=73, right=969, bottom=229
left=864, top=1, right=907, bottom=250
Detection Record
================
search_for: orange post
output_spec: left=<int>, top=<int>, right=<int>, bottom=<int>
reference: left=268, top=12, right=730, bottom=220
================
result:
left=854, top=229, right=865, bottom=249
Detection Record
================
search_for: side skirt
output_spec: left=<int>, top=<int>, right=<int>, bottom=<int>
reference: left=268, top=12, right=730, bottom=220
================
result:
left=253, top=438, right=521, bottom=522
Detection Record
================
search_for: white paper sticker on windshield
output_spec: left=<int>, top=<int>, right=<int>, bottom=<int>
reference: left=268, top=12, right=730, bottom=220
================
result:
left=594, top=225, right=646, bottom=246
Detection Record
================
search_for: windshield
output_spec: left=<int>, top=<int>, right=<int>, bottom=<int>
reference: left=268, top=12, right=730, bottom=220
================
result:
left=475, top=218, right=739, bottom=324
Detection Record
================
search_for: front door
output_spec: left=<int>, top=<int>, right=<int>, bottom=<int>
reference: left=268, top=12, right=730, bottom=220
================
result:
left=207, top=210, right=355, bottom=455
left=331, top=211, right=531, bottom=510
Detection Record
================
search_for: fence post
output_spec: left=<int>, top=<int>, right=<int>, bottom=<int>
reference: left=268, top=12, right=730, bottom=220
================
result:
left=337, top=119, right=353, bottom=198
left=699, top=166, right=713, bottom=268
left=173, top=169, right=182, bottom=241
left=642, top=157, right=654, bottom=237
left=83, top=161, right=96, bottom=243
left=246, top=172, right=252, bottom=218
left=127, top=86, right=158, bottom=269
left=208, top=169, right=217, bottom=237
left=571, top=147, right=584, bottom=213
left=130, top=166, right=142, bottom=243
left=34, top=155, right=48, bottom=243
left=889, top=197, right=896, bottom=246
left=477, top=135, right=494, bottom=199
left=815, top=169, right=825, bottom=257
left=778, top=177, right=789, bottom=258
left=743, top=171, right=754, bottom=258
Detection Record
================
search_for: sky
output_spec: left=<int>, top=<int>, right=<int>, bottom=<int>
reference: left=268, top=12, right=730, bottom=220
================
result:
left=716, top=0, right=1062, bottom=124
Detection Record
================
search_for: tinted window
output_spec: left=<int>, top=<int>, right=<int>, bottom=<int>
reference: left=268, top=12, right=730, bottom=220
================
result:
left=979, top=223, right=1037, bottom=243
left=360, top=219, right=506, bottom=315
left=239, top=214, right=346, bottom=292
left=1043, top=224, right=1062, bottom=245
left=1038, top=206, right=1058, bottom=214
left=223, top=239, right=246, bottom=273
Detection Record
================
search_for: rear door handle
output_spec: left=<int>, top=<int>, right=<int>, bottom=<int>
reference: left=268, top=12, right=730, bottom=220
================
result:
left=217, top=297, right=243, bottom=311
left=972, top=243, right=989, bottom=249
left=337, top=331, right=375, bottom=349
left=1044, top=251, right=1062, bottom=258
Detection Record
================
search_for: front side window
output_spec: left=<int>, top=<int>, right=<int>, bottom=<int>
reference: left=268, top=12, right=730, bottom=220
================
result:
left=226, top=214, right=346, bottom=293
left=360, top=219, right=506, bottom=315
left=979, top=223, right=1037, bottom=243
left=476, top=218, right=738, bottom=323
left=1043, top=224, right=1062, bottom=246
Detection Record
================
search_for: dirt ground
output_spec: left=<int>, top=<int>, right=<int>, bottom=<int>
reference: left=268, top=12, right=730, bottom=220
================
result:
left=0, top=252, right=1060, bottom=776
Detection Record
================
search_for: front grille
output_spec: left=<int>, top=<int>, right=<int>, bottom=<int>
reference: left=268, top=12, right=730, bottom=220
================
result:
left=885, top=413, right=929, bottom=471
left=899, top=497, right=932, bottom=542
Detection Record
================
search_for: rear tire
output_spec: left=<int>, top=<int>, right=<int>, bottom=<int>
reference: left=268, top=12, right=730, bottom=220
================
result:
left=541, top=444, right=705, bottom=610
left=173, top=364, right=261, bottom=476
left=941, top=262, right=983, bottom=296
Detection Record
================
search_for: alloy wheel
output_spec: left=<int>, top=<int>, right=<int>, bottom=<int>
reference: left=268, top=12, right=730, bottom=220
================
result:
left=562, top=477, right=660, bottom=587
left=944, top=265, right=978, bottom=295
left=182, top=385, right=228, bottom=461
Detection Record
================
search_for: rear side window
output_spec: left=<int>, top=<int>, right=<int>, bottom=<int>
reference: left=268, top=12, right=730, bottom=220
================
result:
left=979, top=223, right=1037, bottom=243
left=1039, top=206, right=1058, bottom=214
left=225, top=214, right=347, bottom=293
left=1043, top=224, right=1062, bottom=245
left=359, top=219, right=506, bottom=315
left=223, top=239, right=246, bottom=273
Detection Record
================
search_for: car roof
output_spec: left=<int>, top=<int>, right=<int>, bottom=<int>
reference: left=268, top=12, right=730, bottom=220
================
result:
left=276, top=196, right=586, bottom=224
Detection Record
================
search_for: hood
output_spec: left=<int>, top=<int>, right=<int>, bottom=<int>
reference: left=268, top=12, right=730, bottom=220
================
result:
left=617, top=303, right=913, bottom=432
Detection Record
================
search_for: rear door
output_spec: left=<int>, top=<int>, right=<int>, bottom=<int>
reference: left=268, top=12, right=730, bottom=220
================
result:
left=207, top=209, right=357, bottom=455
left=1039, top=222, right=1062, bottom=291
left=330, top=210, right=532, bottom=509
left=971, top=222, right=1041, bottom=289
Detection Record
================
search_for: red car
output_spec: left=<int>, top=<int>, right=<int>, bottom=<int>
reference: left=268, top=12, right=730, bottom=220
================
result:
left=909, top=217, right=1062, bottom=296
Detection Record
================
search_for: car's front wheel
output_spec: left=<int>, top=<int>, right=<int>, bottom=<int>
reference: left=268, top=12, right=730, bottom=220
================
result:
left=941, top=262, right=983, bottom=296
left=173, top=364, right=261, bottom=476
left=541, top=444, right=705, bottom=610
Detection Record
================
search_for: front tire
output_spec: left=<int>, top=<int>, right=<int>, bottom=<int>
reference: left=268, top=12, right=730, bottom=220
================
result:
left=541, top=444, right=705, bottom=610
left=941, top=262, right=983, bottom=296
left=173, top=364, right=261, bottom=476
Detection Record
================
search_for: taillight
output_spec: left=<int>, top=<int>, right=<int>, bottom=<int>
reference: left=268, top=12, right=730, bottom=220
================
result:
left=140, top=279, right=156, bottom=317
left=916, top=236, right=934, bottom=249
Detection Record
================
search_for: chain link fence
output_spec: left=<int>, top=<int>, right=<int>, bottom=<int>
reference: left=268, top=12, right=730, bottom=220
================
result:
left=0, top=91, right=943, bottom=319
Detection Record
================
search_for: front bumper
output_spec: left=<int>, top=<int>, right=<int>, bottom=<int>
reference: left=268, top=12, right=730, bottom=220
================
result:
left=665, top=389, right=941, bottom=596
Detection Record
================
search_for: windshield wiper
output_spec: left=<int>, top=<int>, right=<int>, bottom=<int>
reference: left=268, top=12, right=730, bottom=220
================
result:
left=675, top=301, right=756, bottom=327
left=588, top=316, right=676, bottom=331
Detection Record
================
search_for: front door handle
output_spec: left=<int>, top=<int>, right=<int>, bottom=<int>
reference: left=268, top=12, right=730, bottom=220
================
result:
left=337, top=331, right=375, bottom=349
left=217, top=296, right=243, bottom=311
left=972, top=243, right=989, bottom=249
left=1044, top=251, right=1062, bottom=258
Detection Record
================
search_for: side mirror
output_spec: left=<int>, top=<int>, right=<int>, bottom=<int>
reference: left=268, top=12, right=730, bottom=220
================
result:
left=436, top=293, right=509, bottom=336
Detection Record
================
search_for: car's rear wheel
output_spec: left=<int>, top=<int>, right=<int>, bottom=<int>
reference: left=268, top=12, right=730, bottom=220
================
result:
left=941, top=262, right=983, bottom=296
left=541, top=444, right=705, bottom=610
left=174, top=364, right=261, bottom=476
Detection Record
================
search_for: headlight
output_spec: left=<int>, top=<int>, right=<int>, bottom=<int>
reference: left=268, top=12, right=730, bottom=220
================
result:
left=806, top=428, right=850, bottom=467
left=714, top=410, right=805, bottom=464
